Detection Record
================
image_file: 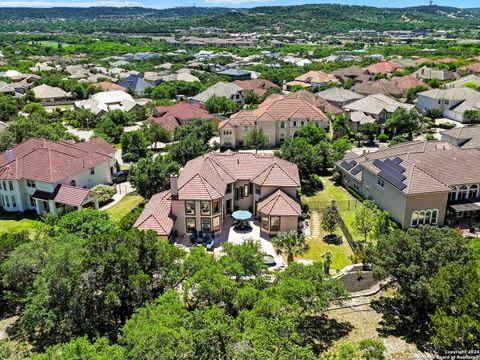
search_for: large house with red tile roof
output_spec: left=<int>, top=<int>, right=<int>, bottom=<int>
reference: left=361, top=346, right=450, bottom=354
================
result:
left=219, top=95, right=329, bottom=148
left=365, top=61, right=400, bottom=75
left=0, top=138, right=116, bottom=215
left=285, top=70, right=338, bottom=91
left=148, top=102, right=220, bottom=131
left=134, top=151, right=301, bottom=239
left=233, top=79, right=279, bottom=97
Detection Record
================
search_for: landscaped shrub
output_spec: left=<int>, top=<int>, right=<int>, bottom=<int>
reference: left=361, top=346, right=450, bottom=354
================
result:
left=425, top=108, right=443, bottom=119
left=119, top=207, right=144, bottom=230
left=331, top=171, right=342, bottom=184
left=438, top=122, right=456, bottom=130
left=377, top=133, right=389, bottom=142
left=310, top=174, right=323, bottom=190
left=91, top=184, right=116, bottom=204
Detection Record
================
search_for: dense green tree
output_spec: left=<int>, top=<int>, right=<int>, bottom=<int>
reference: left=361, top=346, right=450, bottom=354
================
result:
left=173, top=119, right=214, bottom=144
left=275, top=137, right=322, bottom=181
left=359, top=123, right=378, bottom=144
left=94, top=117, right=123, bottom=144
left=352, top=200, right=377, bottom=242
left=243, top=90, right=259, bottom=105
left=295, top=122, right=327, bottom=145
left=120, top=130, right=150, bottom=163
left=244, top=126, right=269, bottom=152
left=406, top=85, right=429, bottom=103
left=167, top=135, right=209, bottom=166
left=219, top=239, right=266, bottom=278
left=463, top=109, right=480, bottom=124
left=142, top=121, right=171, bottom=147
left=128, top=155, right=180, bottom=199
left=204, top=95, right=238, bottom=114
left=62, top=108, right=97, bottom=129
left=385, top=108, right=419, bottom=138
left=271, top=231, right=310, bottom=265
left=322, top=202, right=341, bottom=237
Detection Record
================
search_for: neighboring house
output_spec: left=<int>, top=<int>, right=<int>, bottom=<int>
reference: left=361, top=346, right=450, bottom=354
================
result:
left=0, top=138, right=116, bottom=215
left=0, top=81, right=24, bottom=96
left=391, top=75, right=428, bottom=92
left=459, top=63, right=480, bottom=75
left=149, top=103, right=219, bottom=131
left=191, top=82, right=244, bottom=106
left=330, top=65, right=366, bottom=84
left=336, top=140, right=480, bottom=229
left=354, top=79, right=403, bottom=98
left=233, top=79, right=279, bottom=97
left=412, top=66, right=455, bottom=81
left=416, top=87, right=480, bottom=122
left=219, top=94, right=329, bottom=148
left=217, top=69, right=252, bottom=80
left=343, top=94, right=414, bottom=132
left=118, top=75, right=153, bottom=96
left=285, top=90, right=343, bottom=115
left=285, top=70, right=337, bottom=90
left=134, top=152, right=301, bottom=239
left=95, top=82, right=127, bottom=92
left=445, top=75, right=480, bottom=90
left=31, top=84, right=71, bottom=103
left=316, top=87, right=364, bottom=107
left=157, top=73, right=200, bottom=83
left=440, top=126, right=480, bottom=149
left=390, top=58, right=417, bottom=68
left=365, top=61, right=400, bottom=75
left=75, top=90, right=144, bottom=119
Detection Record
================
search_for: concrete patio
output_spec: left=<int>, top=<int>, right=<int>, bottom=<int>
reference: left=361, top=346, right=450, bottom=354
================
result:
left=174, top=216, right=286, bottom=269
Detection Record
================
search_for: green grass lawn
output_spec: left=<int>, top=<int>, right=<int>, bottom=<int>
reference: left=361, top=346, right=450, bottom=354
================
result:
left=0, top=213, right=39, bottom=235
left=105, top=193, right=144, bottom=222
left=300, top=176, right=359, bottom=271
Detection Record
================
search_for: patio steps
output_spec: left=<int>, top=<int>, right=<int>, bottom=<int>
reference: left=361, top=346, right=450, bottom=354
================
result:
left=310, top=210, right=321, bottom=238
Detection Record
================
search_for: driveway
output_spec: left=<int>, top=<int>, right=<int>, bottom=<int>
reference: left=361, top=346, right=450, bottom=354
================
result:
left=64, top=124, right=94, bottom=141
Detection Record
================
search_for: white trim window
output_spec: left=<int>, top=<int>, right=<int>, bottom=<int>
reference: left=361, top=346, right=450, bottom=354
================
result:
left=411, top=209, right=439, bottom=227
left=377, top=178, right=385, bottom=188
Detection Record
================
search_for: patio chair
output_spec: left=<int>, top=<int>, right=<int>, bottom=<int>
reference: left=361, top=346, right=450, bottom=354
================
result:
left=203, top=232, right=211, bottom=242
left=205, top=239, right=214, bottom=251
left=189, top=230, right=198, bottom=244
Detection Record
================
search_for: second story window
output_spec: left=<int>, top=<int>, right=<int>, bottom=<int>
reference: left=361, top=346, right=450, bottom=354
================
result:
left=226, top=184, right=232, bottom=194
left=255, top=185, right=261, bottom=195
left=377, top=178, right=384, bottom=188
left=280, top=121, right=285, bottom=129
left=90, top=167, right=95, bottom=175
left=185, top=201, right=195, bottom=215
left=2, top=181, right=6, bottom=191
left=27, top=180, right=36, bottom=188
left=8, top=181, right=13, bottom=191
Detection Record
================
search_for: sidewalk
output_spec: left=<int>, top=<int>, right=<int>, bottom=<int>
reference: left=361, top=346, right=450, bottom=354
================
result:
left=100, top=182, right=134, bottom=210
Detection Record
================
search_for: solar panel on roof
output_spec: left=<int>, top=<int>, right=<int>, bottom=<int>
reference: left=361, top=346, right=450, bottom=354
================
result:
left=392, top=157, right=402, bottom=164
left=351, top=164, right=363, bottom=175
left=373, top=159, right=406, bottom=181
left=340, top=160, right=357, bottom=171
left=378, top=170, right=407, bottom=191
left=384, top=158, right=405, bottom=174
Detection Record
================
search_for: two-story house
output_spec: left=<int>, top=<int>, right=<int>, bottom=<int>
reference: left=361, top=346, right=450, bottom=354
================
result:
left=218, top=95, right=329, bottom=148
left=0, top=138, right=116, bottom=215
left=336, top=139, right=480, bottom=229
left=134, top=151, right=302, bottom=239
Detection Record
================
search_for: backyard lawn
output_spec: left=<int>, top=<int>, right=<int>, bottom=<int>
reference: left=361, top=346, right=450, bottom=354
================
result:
left=300, top=175, right=359, bottom=271
left=0, top=213, right=39, bottom=235
left=105, top=193, right=144, bottom=222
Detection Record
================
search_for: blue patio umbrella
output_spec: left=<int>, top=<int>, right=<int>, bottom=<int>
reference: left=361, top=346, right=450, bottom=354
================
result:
left=232, top=210, right=252, bottom=221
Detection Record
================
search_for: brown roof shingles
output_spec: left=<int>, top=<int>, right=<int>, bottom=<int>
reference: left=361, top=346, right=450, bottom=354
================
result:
left=257, top=189, right=301, bottom=216
left=134, top=190, right=174, bottom=236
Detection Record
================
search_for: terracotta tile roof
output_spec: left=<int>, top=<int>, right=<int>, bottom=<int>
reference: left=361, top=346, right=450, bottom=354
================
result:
left=0, top=138, right=114, bottom=183
left=149, top=103, right=213, bottom=131
left=433, top=58, right=457, bottom=64
left=331, top=65, right=365, bottom=81
left=51, top=184, right=93, bottom=207
left=365, top=61, right=400, bottom=74
left=257, top=189, right=301, bottom=216
left=459, top=63, right=480, bottom=73
left=338, top=140, right=480, bottom=195
left=177, top=152, right=300, bottom=200
left=233, top=79, right=279, bottom=96
left=391, top=75, right=428, bottom=91
left=354, top=79, right=403, bottom=97
left=134, top=190, right=174, bottom=236
left=294, top=70, right=337, bottom=84
left=219, top=94, right=329, bottom=130
left=414, top=57, right=432, bottom=64
left=96, top=82, right=126, bottom=92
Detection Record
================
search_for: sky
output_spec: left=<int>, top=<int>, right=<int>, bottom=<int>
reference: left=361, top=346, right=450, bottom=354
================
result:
left=0, top=0, right=478, bottom=9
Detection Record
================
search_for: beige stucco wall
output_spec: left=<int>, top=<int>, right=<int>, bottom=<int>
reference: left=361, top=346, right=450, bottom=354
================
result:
left=403, top=192, right=449, bottom=227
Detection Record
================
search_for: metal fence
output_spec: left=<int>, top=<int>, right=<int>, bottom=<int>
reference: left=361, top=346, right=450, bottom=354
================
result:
left=305, top=199, right=360, bottom=212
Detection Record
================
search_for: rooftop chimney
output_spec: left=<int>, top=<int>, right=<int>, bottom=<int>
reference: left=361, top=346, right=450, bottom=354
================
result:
left=170, top=173, right=178, bottom=197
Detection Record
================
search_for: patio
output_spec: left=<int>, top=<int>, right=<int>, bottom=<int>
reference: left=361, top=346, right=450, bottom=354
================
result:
left=174, top=216, right=285, bottom=269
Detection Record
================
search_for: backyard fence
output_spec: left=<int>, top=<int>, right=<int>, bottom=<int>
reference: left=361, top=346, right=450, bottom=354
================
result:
left=306, top=199, right=360, bottom=212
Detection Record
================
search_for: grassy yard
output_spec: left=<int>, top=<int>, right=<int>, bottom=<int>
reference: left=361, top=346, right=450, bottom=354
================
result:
left=105, top=193, right=144, bottom=222
left=0, top=213, right=39, bottom=235
left=300, top=176, right=359, bottom=271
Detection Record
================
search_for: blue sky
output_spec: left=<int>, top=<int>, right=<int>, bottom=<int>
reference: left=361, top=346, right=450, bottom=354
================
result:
left=0, top=0, right=478, bottom=8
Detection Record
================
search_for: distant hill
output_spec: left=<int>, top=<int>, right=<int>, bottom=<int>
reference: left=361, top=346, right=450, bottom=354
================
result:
left=0, top=5, right=479, bottom=34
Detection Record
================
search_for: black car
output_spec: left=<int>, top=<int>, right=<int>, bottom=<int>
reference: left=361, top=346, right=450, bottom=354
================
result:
left=111, top=170, right=129, bottom=184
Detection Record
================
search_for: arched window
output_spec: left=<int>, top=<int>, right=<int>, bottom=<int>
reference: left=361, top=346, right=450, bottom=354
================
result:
left=70, top=180, right=76, bottom=187
left=411, top=211, right=419, bottom=227
left=425, top=210, right=432, bottom=224
left=468, top=185, right=479, bottom=199
left=431, top=209, right=438, bottom=224
left=458, top=186, right=468, bottom=200
left=418, top=210, right=426, bottom=225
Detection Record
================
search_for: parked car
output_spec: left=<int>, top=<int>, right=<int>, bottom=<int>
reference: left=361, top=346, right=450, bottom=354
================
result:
left=111, top=170, right=129, bottom=184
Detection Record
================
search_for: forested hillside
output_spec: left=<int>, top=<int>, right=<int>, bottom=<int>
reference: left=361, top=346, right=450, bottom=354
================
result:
left=0, top=5, right=479, bottom=34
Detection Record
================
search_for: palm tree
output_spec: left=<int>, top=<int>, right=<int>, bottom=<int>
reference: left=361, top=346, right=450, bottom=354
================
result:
left=271, top=231, right=310, bottom=265
left=322, top=251, right=333, bottom=275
